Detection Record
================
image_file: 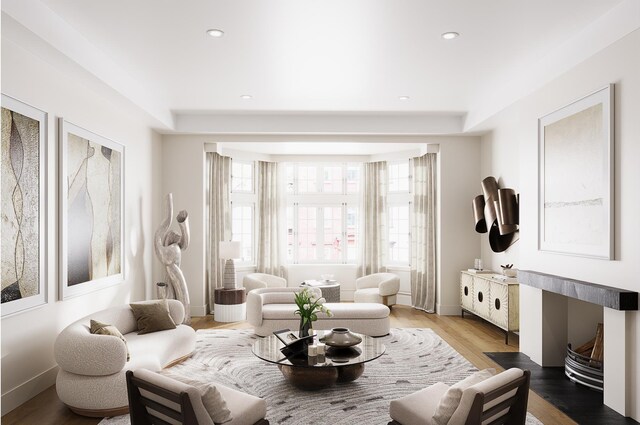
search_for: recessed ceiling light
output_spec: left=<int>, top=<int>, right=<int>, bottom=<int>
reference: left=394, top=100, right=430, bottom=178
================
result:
left=399, top=96, right=410, bottom=100
left=240, top=95, right=253, bottom=100
left=441, top=32, right=460, bottom=40
left=206, top=29, right=225, bottom=38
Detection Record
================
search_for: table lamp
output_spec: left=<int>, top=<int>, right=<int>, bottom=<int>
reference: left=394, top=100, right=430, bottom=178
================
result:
left=219, top=241, right=242, bottom=289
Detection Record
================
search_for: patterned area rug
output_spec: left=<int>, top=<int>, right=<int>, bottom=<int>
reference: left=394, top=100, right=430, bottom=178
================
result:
left=101, top=328, right=542, bottom=425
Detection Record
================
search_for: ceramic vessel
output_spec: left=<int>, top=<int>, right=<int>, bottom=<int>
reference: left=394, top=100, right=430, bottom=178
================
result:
left=502, top=268, right=517, bottom=278
left=321, top=328, right=362, bottom=347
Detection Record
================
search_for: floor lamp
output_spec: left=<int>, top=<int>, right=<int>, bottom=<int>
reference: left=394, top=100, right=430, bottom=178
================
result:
left=219, top=241, right=242, bottom=289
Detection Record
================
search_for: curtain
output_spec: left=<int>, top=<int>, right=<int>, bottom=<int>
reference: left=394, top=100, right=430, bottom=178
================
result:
left=360, top=161, right=388, bottom=276
left=206, top=152, right=231, bottom=313
left=410, top=153, right=437, bottom=313
left=256, top=161, right=283, bottom=276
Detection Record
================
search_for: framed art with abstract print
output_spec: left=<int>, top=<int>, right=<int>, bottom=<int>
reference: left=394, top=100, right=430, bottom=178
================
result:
left=538, top=84, right=614, bottom=260
left=1, top=95, right=47, bottom=317
left=59, top=119, right=124, bottom=299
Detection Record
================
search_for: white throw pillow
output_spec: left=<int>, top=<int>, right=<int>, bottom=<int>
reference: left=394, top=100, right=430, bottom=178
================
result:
left=166, top=375, right=232, bottom=424
left=432, top=368, right=495, bottom=425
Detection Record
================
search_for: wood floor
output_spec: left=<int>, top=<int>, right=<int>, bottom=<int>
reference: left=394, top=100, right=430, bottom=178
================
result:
left=1, top=306, right=576, bottom=425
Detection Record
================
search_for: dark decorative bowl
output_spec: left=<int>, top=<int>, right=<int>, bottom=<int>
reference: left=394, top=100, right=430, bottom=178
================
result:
left=320, top=328, right=362, bottom=347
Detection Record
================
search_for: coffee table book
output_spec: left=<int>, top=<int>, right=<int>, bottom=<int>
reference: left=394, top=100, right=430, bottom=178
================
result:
left=273, top=329, right=314, bottom=357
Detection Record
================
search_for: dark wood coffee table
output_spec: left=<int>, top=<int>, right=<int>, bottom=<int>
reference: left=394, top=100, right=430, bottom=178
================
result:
left=252, top=330, right=385, bottom=390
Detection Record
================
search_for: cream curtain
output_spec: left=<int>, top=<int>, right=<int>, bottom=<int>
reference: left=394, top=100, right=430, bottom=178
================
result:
left=410, top=153, right=437, bottom=313
left=256, top=161, right=283, bottom=276
left=360, top=161, right=388, bottom=276
left=206, top=152, right=231, bottom=313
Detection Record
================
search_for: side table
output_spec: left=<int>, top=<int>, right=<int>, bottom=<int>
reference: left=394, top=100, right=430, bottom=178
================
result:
left=214, top=288, right=246, bottom=322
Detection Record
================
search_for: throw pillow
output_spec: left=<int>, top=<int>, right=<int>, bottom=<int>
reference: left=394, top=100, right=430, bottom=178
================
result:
left=90, top=320, right=130, bottom=361
left=432, top=368, right=495, bottom=425
left=165, top=374, right=233, bottom=424
left=129, top=300, right=176, bottom=335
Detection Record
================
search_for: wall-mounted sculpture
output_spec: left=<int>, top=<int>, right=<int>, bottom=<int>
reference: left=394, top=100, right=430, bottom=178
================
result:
left=154, top=193, right=191, bottom=324
left=472, top=176, right=519, bottom=252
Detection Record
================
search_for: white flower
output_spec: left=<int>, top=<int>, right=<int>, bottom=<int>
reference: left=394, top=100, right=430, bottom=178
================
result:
left=317, top=297, right=326, bottom=305
left=303, top=303, right=310, bottom=310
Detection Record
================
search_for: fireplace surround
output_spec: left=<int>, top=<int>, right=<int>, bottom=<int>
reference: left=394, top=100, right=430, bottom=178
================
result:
left=518, top=270, right=638, bottom=416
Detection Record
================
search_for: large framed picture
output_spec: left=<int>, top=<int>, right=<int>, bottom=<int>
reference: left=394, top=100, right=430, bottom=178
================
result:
left=538, top=84, right=614, bottom=259
left=1, top=95, right=48, bottom=316
left=59, top=119, right=125, bottom=299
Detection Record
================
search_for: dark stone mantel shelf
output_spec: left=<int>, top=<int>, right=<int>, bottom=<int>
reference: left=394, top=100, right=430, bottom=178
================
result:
left=518, top=270, right=638, bottom=311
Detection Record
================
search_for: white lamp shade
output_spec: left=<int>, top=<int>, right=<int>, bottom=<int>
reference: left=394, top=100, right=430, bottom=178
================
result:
left=219, top=241, right=242, bottom=259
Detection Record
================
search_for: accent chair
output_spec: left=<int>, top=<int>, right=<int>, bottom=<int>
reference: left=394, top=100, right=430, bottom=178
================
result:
left=388, top=368, right=531, bottom=425
left=243, top=273, right=287, bottom=294
left=353, top=273, right=400, bottom=307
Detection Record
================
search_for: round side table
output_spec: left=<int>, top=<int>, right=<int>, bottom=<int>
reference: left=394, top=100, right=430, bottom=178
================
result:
left=214, top=288, right=246, bottom=322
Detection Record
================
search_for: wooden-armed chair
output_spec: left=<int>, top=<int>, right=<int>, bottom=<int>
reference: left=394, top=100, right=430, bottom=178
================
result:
left=388, top=368, right=531, bottom=425
left=126, top=369, right=269, bottom=425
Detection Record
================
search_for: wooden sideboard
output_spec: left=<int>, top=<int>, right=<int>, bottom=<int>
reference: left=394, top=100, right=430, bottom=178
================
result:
left=460, top=271, right=519, bottom=344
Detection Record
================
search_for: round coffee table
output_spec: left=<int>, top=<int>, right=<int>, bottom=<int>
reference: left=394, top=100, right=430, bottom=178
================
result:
left=252, top=330, right=385, bottom=390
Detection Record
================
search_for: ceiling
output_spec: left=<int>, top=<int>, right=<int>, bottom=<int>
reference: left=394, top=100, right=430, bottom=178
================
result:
left=3, top=0, right=636, bottom=132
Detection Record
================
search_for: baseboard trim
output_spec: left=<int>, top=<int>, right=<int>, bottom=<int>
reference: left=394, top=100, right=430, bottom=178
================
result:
left=397, top=293, right=412, bottom=306
left=1, top=364, right=59, bottom=415
left=437, top=303, right=461, bottom=316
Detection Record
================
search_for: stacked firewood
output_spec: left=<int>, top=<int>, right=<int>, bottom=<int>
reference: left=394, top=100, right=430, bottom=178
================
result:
left=574, top=323, right=604, bottom=365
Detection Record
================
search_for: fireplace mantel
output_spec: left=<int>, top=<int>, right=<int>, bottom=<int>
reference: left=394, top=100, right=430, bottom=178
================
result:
left=518, top=270, right=638, bottom=311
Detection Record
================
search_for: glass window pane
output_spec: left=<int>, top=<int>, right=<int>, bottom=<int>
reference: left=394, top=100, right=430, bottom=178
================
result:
left=347, top=163, right=360, bottom=193
left=298, top=166, right=317, bottom=193
left=323, top=207, right=342, bottom=262
left=231, top=204, right=253, bottom=262
left=286, top=164, right=294, bottom=193
left=323, top=166, right=343, bottom=193
left=346, top=207, right=358, bottom=262
left=297, top=207, right=317, bottom=261
left=389, top=204, right=409, bottom=263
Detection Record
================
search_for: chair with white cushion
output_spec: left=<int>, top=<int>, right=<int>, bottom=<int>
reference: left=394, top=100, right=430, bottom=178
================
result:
left=388, top=368, right=531, bottom=425
left=127, top=369, right=269, bottom=425
left=243, top=273, right=287, bottom=294
left=354, top=273, right=400, bottom=307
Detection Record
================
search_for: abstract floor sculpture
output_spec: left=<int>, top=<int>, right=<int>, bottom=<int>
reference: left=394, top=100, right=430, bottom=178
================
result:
left=101, top=328, right=542, bottom=425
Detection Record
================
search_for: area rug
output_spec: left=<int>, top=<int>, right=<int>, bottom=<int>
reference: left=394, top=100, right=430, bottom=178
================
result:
left=100, top=328, right=542, bottom=425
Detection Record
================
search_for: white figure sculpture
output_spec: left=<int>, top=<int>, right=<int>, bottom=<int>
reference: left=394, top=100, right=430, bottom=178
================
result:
left=154, top=193, right=191, bottom=324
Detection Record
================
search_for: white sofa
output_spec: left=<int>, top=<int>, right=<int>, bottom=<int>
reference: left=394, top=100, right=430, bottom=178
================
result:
left=247, top=287, right=390, bottom=337
left=54, top=300, right=196, bottom=417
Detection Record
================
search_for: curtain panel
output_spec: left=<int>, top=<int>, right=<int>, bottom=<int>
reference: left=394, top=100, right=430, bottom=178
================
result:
left=206, top=152, right=231, bottom=313
left=256, top=161, right=284, bottom=276
left=410, top=153, right=437, bottom=313
left=360, top=161, right=388, bottom=276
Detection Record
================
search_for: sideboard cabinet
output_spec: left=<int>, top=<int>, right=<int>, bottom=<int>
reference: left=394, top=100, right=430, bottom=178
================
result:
left=460, top=271, right=519, bottom=344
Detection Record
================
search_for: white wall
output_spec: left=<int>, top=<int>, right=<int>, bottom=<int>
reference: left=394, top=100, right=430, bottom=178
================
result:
left=438, top=137, right=483, bottom=315
left=0, top=28, right=159, bottom=413
left=478, top=29, right=640, bottom=420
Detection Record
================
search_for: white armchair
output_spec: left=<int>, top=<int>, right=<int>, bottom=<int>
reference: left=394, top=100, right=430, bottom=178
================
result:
left=353, top=273, right=400, bottom=307
left=243, top=273, right=287, bottom=294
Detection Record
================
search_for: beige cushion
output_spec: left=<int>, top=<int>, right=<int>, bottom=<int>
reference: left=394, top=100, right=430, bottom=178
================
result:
left=217, top=383, right=268, bottom=425
left=389, top=382, right=449, bottom=425
left=432, top=368, right=495, bottom=425
left=90, top=320, right=130, bottom=361
left=130, top=300, right=177, bottom=334
left=165, top=374, right=232, bottom=424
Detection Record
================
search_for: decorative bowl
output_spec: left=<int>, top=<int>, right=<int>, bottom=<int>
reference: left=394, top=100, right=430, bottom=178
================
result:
left=320, top=328, right=362, bottom=347
left=502, top=268, right=517, bottom=278
left=320, top=274, right=334, bottom=282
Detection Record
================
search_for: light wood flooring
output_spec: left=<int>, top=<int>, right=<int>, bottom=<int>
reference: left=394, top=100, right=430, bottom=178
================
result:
left=1, top=306, right=576, bottom=425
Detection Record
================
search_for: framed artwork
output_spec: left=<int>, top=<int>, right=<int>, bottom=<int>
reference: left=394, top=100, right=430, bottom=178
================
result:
left=1, top=95, right=47, bottom=317
left=538, top=84, right=614, bottom=259
left=59, top=119, right=125, bottom=299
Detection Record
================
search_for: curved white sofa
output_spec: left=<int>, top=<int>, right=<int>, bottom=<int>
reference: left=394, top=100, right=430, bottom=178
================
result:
left=247, top=287, right=390, bottom=337
left=54, top=300, right=196, bottom=417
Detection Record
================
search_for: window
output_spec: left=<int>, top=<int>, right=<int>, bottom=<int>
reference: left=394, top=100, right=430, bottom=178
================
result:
left=231, top=204, right=254, bottom=262
left=231, top=160, right=256, bottom=264
left=232, top=161, right=253, bottom=193
left=285, top=163, right=360, bottom=263
left=388, top=160, right=411, bottom=265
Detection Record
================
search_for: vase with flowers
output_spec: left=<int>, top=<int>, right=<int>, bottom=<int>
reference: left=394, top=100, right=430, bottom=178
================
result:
left=294, top=288, right=332, bottom=338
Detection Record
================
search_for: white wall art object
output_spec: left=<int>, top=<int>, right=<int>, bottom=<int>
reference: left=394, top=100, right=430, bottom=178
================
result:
left=59, top=119, right=125, bottom=299
left=1, top=95, right=47, bottom=316
left=538, top=85, right=614, bottom=259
